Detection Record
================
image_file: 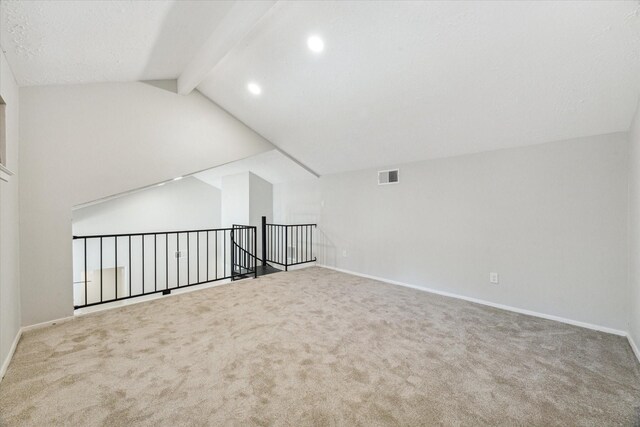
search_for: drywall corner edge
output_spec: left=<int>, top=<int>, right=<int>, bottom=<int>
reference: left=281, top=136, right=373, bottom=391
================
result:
left=0, top=328, right=21, bottom=381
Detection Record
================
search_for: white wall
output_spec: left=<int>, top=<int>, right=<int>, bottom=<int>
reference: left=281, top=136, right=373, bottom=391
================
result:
left=249, top=172, right=273, bottom=261
left=249, top=172, right=273, bottom=226
left=221, top=172, right=249, bottom=227
left=220, top=171, right=273, bottom=227
left=274, top=178, right=321, bottom=225
left=0, top=51, right=21, bottom=374
left=72, top=177, right=221, bottom=235
left=19, top=81, right=273, bottom=326
left=629, top=99, right=640, bottom=351
left=274, top=133, right=629, bottom=331
left=220, top=171, right=272, bottom=260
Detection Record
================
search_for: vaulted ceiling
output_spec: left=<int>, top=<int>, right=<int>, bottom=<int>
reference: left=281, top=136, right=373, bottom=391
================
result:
left=2, top=0, right=639, bottom=175
left=0, top=0, right=235, bottom=85
left=197, top=1, right=640, bottom=174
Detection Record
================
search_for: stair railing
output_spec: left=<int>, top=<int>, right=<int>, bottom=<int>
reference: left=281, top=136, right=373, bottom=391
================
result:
left=230, top=224, right=258, bottom=280
left=263, top=217, right=317, bottom=271
left=72, top=226, right=255, bottom=309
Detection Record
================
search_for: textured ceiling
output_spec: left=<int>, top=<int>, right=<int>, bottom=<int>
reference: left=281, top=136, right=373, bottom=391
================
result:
left=0, top=0, right=234, bottom=86
left=197, top=1, right=640, bottom=175
left=194, top=150, right=316, bottom=189
left=1, top=1, right=639, bottom=174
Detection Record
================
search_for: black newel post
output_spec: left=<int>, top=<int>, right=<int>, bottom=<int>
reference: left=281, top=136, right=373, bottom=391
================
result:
left=261, top=216, right=267, bottom=267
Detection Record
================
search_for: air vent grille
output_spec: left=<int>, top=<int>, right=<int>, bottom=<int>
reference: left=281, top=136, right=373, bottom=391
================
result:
left=378, top=169, right=399, bottom=185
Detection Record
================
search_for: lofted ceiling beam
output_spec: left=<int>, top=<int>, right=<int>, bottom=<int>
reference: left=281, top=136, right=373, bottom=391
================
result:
left=177, top=0, right=277, bottom=95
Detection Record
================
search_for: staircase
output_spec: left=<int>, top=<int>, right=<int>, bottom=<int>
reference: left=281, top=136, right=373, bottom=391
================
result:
left=231, top=216, right=317, bottom=280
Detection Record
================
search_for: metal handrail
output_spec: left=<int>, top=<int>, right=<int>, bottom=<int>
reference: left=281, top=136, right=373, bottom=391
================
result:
left=71, top=219, right=316, bottom=309
left=73, top=226, right=243, bottom=240
left=230, top=225, right=258, bottom=281
left=263, top=217, right=317, bottom=271
left=72, top=225, right=257, bottom=309
left=265, top=223, right=318, bottom=227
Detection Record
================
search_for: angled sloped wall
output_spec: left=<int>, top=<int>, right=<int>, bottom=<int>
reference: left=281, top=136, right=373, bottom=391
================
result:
left=19, top=82, right=273, bottom=325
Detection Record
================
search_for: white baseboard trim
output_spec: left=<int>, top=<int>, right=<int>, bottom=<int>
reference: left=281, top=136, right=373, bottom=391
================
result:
left=26, top=276, right=252, bottom=327
left=1, top=328, right=22, bottom=381
left=74, top=279, right=233, bottom=317
left=21, top=315, right=76, bottom=333
left=2, top=312, right=89, bottom=382
left=628, top=334, right=640, bottom=364
left=284, top=262, right=317, bottom=271
left=22, top=316, right=75, bottom=332
left=318, top=265, right=627, bottom=337
left=4, top=264, right=634, bottom=382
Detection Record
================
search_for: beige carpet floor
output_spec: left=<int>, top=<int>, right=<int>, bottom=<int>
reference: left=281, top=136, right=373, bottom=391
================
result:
left=1, top=267, right=639, bottom=426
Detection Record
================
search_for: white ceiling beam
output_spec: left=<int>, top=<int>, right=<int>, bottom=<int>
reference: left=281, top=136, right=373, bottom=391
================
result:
left=177, top=0, right=277, bottom=95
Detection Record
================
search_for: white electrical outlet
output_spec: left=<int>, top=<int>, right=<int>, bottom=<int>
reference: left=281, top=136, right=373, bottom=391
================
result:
left=489, top=272, right=499, bottom=284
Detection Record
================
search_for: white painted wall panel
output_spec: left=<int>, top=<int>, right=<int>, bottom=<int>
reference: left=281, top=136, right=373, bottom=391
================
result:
left=72, top=177, right=221, bottom=236
left=249, top=172, right=273, bottom=261
left=221, top=173, right=250, bottom=228
left=275, top=133, right=629, bottom=331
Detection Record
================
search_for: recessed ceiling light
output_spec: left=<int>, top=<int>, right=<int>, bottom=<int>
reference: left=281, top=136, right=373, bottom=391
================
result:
left=247, top=82, right=262, bottom=95
left=307, top=35, right=324, bottom=53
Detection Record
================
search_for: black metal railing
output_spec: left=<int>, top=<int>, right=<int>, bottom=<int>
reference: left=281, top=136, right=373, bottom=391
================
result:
left=231, top=224, right=258, bottom=280
left=72, top=225, right=257, bottom=309
left=264, top=219, right=316, bottom=271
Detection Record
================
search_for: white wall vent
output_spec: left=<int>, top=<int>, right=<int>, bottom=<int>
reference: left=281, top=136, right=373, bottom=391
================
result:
left=378, top=169, right=399, bottom=185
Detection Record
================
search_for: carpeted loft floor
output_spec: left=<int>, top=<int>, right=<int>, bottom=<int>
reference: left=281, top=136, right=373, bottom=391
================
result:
left=1, top=267, right=639, bottom=426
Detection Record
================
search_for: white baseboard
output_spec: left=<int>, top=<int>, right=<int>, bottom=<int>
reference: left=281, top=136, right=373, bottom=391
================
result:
left=283, top=262, right=317, bottom=272
left=0, top=328, right=22, bottom=381
left=628, top=334, right=640, bottom=364
left=2, top=319, right=72, bottom=382
left=318, top=264, right=628, bottom=337
left=74, top=279, right=233, bottom=317
left=21, top=315, right=75, bottom=333
left=3, top=264, right=634, bottom=383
